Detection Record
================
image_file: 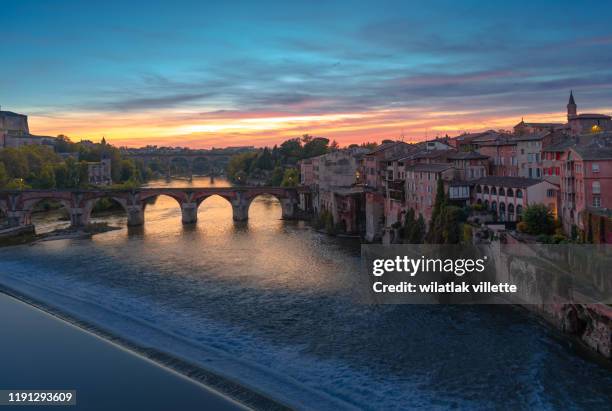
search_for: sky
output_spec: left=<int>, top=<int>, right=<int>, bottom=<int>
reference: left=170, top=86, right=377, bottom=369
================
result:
left=2, top=0, right=612, bottom=148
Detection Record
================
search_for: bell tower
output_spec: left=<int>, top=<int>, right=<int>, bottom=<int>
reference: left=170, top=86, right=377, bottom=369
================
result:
left=567, top=90, right=577, bottom=120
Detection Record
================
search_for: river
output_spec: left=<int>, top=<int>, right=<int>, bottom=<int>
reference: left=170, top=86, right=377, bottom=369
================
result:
left=0, top=177, right=610, bottom=410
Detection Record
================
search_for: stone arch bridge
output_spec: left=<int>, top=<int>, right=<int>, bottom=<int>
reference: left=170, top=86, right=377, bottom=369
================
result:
left=0, top=187, right=303, bottom=228
left=126, top=152, right=229, bottom=178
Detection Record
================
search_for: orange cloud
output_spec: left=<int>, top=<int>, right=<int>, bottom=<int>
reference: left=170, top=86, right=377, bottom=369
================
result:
left=26, top=106, right=612, bottom=148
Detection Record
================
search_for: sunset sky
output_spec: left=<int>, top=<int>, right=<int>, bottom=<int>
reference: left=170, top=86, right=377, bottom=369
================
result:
left=2, top=0, right=612, bottom=148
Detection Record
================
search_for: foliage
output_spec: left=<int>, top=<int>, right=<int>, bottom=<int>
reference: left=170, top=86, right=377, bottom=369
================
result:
left=463, top=224, right=473, bottom=243
left=0, top=138, right=147, bottom=190
left=522, top=204, right=555, bottom=235
left=0, top=163, right=7, bottom=187
left=402, top=209, right=426, bottom=243
left=472, top=203, right=485, bottom=212
left=426, top=179, right=467, bottom=244
left=313, top=209, right=335, bottom=234
left=281, top=168, right=299, bottom=187
left=226, top=135, right=331, bottom=185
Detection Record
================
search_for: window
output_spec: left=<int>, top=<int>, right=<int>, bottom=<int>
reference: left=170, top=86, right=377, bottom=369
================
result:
left=547, top=189, right=555, bottom=197
left=507, top=188, right=514, bottom=197
left=476, top=185, right=482, bottom=193
left=592, top=163, right=600, bottom=173
left=491, top=187, right=497, bottom=195
left=592, top=181, right=601, bottom=194
left=593, top=195, right=601, bottom=207
left=516, top=189, right=523, bottom=198
left=499, top=188, right=505, bottom=196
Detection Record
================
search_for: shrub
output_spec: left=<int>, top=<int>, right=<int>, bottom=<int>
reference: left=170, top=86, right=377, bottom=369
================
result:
left=517, top=221, right=528, bottom=233
left=523, top=204, right=555, bottom=235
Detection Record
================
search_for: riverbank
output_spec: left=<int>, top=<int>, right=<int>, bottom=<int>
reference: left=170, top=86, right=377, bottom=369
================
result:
left=0, top=286, right=290, bottom=411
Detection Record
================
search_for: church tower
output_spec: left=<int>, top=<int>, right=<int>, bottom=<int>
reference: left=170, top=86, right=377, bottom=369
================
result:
left=567, top=90, right=577, bottom=120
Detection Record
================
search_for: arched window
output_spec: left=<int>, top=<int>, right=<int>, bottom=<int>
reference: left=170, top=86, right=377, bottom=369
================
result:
left=507, top=188, right=514, bottom=197
left=508, top=203, right=515, bottom=221
left=491, top=201, right=497, bottom=212
left=483, top=186, right=490, bottom=194
left=499, top=188, right=506, bottom=196
left=484, top=200, right=489, bottom=209
left=477, top=199, right=482, bottom=205
left=476, top=185, right=482, bottom=193
left=516, top=189, right=523, bottom=198
left=516, top=205, right=523, bottom=221
left=491, top=187, right=497, bottom=195
left=499, top=202, right=506, bottom=221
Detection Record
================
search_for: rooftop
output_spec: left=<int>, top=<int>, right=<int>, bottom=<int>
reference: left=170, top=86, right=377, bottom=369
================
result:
left=0, top=110, right=27, bottom=118
left=473, top=176, right=544, bottom=188
left=406, top=163, right=454, bottom=173
left=573, top=113, right=611, bottom=120
left=447, top=151, right=489, bottom=160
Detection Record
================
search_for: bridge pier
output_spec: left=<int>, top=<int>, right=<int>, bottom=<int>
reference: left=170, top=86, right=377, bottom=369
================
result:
left=232, top=204, right=249, bottom=221
left=280, top=199, right=298, bottom=220
left=7, top=211, right=28, bottom=227
left=69, top=208, right=88, bottom=228
left=181, top=202, right=197, bottom=224
left=127, top=205, right=145, bottom=226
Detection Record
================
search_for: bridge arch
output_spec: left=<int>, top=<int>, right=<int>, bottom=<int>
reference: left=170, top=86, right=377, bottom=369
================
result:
left=245, top=193, right=284, bottom=220
left=83, top=195, right=129, bottom=225
left=169, top=157, right=191, bottom=177
left=139, top=192, right=185, bottom=209
left=191, top=157, right=211, bottom=175
left=21, top=196, right=73, bottom=227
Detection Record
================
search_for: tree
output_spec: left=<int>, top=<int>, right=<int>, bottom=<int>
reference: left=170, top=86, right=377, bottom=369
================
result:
left=55, top=135, right=76, bottom=152
left=279, top=138, right=302, bottom=161
left=522, top=204, right=555, bottom=235
left=441, top=206, right=465, bottom=244
left=0, top=163, right=8, bottom=188
left=403, top=209, right=426, bottom=244
left=255, top=147, right=274, bottom=170
left=427, top=179, right=447, bottom=243
left=411, top=214, right=426, bottom=243
left=268, top=166, right=284, bottom=186
left=0, top=148, right=29, bottom=178
left=302, top=137, right=329, bottom=158
left=281, top=168, right=299, bottom=187
left=35, top=164, right=56, bottom=189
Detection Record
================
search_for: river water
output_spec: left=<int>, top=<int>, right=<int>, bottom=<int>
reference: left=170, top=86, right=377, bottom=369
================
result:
left=0, top=177, right=610, bottom=410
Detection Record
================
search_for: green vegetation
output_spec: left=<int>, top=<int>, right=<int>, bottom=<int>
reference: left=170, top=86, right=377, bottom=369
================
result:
left=0, top=138, right=150, bottom=190
left=226, top=135, right=335, bottom=186
left=520, top=204, right=555, bottom=235
left=401, top=208, right=426, bottom=243
left=426, top=179, right=467, bottom=244
left=312, top=209, right=335, bottom=234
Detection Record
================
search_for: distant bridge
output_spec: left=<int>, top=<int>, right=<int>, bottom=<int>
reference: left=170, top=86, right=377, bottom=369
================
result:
left=0, top=187, right=303, bottom=228
left=124, top=152, right=234, bottom=178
